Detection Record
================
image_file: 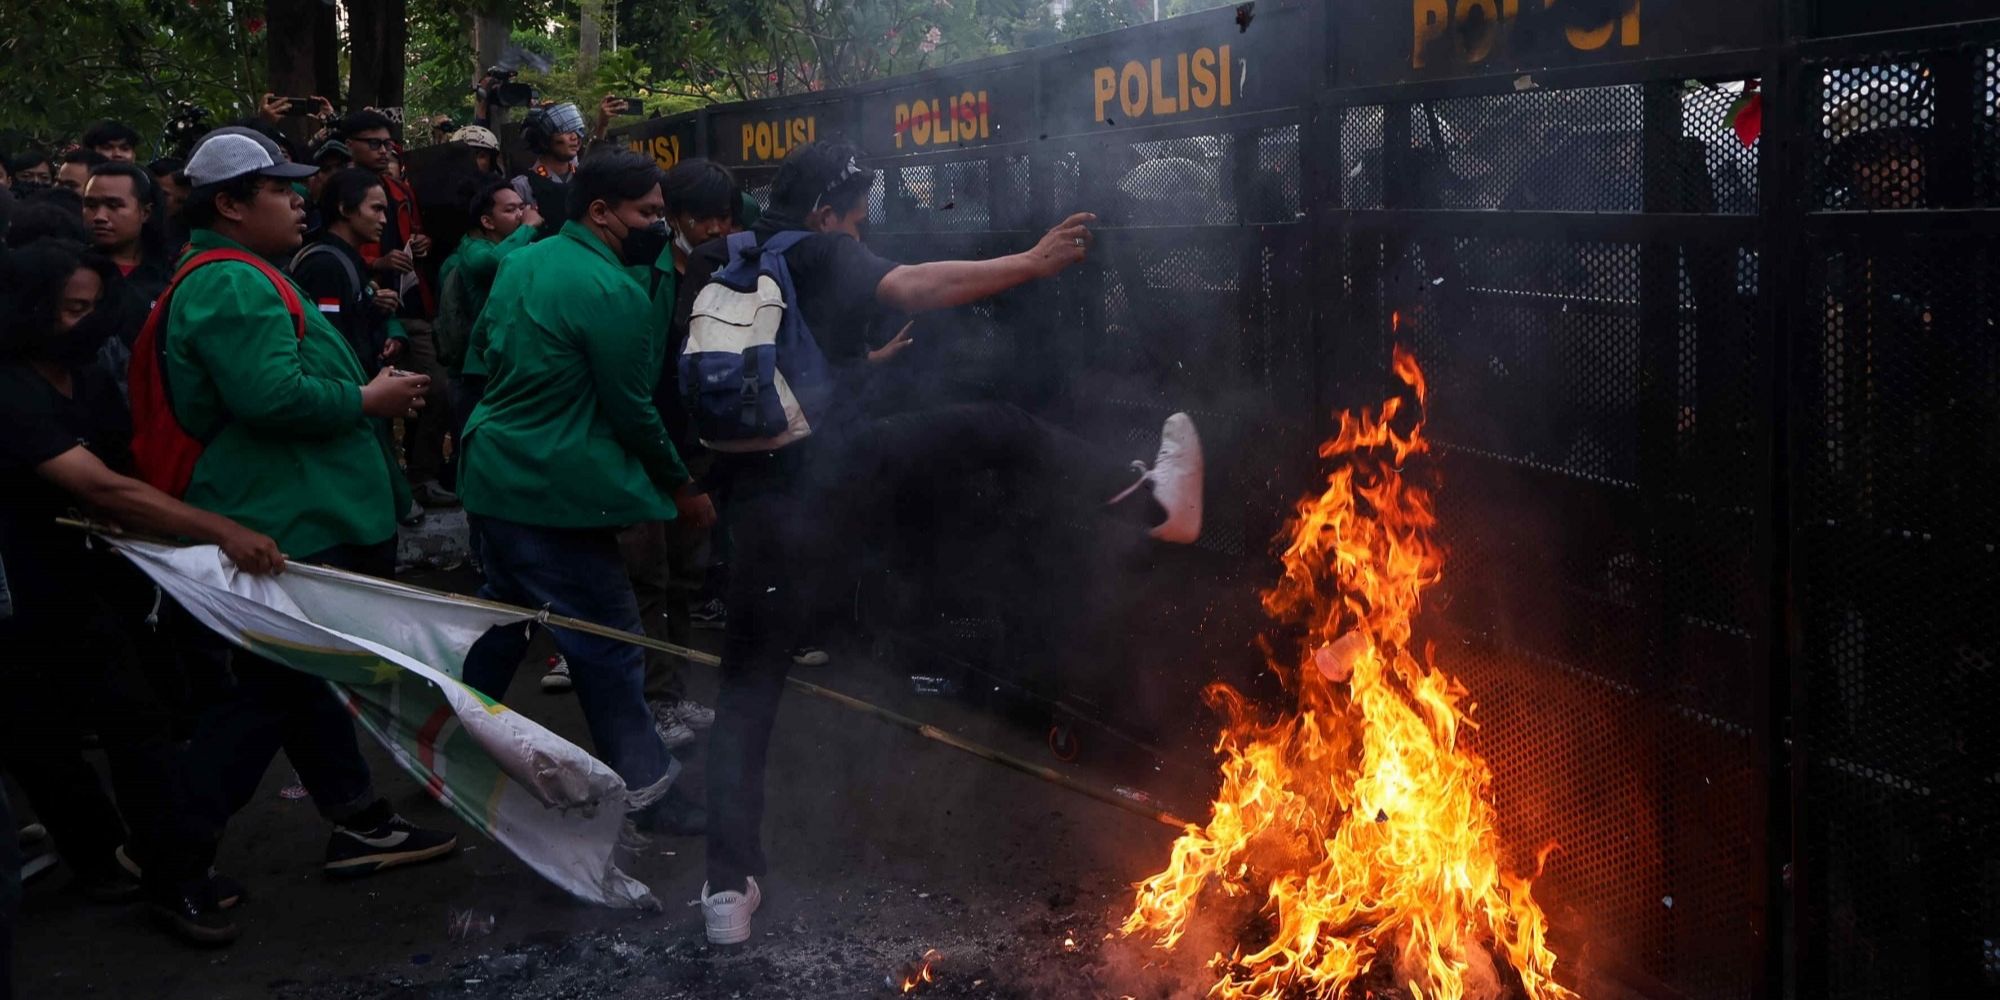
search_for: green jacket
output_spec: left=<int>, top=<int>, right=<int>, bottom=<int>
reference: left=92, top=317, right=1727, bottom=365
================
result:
left=163, top=230, right=399, bottom=556
left=459, top=221, right=691, bottom=528
left=444, top=223, right=537, bottom=378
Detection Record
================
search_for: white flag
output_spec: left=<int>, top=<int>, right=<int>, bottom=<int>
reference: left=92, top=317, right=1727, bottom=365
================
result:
left=110, top=538, right=658, bottom=909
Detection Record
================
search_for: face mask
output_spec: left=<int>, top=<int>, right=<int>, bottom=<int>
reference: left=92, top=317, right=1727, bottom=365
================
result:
left=673, top=227, right=695, bottom=257
left=47, top=308, right=117, bottom=368
left=620, top=219, right=671, bottom=267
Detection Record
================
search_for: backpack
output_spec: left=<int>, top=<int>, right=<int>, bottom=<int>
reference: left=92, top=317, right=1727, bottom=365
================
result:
left=129, top=249, right=306, bottom=497
left=678, top=231, right=830, bottom=452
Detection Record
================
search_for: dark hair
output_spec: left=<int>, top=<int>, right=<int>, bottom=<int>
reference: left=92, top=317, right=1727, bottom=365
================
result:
left=569, top=149, right=660, bottom=222
left=87, top=160, right=155, bottom=202
left=182, top=173, right=270, bottom=230
left=4, top=191, right=89, bottom=248
left=147, top=156, right=187, bottom=177
left=661, top=159, right=737, bottom=220
left=82, top=121, right=142, bottom=150
left=340, top=110, right=395, bottom=138
left=0, top=238, right=114, bottom=360
left=769, top=141, right=872, bottom=218
left=469, top=179, right=515, bottom=226
left=232, top=117, right=303, bottom=164
left=61, top=148, right=109, bottom=169
left=318, top=167, right=384, bottom=225
left=9, top=149, right=53, bottom=175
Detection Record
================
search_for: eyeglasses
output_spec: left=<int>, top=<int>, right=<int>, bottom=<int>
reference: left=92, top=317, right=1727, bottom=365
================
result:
left=353, top=137, right=393, bottom=151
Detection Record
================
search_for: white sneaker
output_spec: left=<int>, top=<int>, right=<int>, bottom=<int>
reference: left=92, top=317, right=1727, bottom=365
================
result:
left=1145, top=413, right=1204, bottom=543
left=699, top=877, right=761, bottom=945
left=648, top=701, right=698, bottom=749
left=789, top=646, right=830, bottom=667
left=540, top=656, right=573, bottom=693
left=670, top=699, right=716, bottom=730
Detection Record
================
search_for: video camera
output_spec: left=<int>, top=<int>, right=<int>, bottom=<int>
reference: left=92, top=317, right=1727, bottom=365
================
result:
left=479, top=44, right=554, bottom=110
left=480, top=69, right=538, bottom=109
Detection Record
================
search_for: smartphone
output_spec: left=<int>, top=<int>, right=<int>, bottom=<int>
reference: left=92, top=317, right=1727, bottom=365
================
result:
left=281, top=97, right=318, bottom=117
left=613, top=97, right=645, bottom=117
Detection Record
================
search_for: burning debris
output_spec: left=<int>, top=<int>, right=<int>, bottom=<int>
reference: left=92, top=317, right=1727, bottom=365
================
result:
left=1122, top=348, right=1579, bottom=1000
left=887, top=948, right=942, bottom=993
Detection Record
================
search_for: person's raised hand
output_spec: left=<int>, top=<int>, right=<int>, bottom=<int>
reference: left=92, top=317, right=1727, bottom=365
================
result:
left=371, top=285, right=400, bottom=314
left=218, top=524, right=286, bottom=575
left=410, top=234, right=432, bottom=258
left=360, top=367, right=430, bottom=419
left=868, top=321, right=915, bottom=365
left=599, top=95, right=629, bottom=122
left=1026, top=212, right=1096, bottom=278
left=522, top=203, right=545, bottom=229
left=259, top=93, right=288, bottom=124
left=310, top=96, right=336, bottom=123
left=379, top=338, right=406, bottom=363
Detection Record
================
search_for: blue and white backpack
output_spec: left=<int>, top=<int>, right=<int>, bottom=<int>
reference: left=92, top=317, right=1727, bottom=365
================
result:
left=678, top=230, right=831, bottom=451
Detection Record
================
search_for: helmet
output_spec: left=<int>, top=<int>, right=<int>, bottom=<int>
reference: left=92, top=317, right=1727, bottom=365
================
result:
left=452, top=125, right=500, bottom=152
left=522, top=103, right=586, bottom=153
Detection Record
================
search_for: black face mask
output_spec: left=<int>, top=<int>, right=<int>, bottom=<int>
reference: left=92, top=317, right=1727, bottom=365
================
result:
left=619, top=219, right=671, bottom=268
left=46, top=308, right=118, bottom=368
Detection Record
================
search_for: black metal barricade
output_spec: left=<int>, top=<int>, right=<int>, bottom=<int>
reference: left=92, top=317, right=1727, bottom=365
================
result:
left=608, top=3, right=2000, bottom=996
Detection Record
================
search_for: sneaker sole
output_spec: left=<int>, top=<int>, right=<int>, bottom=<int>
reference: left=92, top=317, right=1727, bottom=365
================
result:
left=324, top=837, right=459, bottom=879
left=541, top=679, right=574, bottom=693
left=148, top=905, right=240, bottom=947
left=706, top=918, right=754, bottom=945
left=118, top=846, right=244, bottom=910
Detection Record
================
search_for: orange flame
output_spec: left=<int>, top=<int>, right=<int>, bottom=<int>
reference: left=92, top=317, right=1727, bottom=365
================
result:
left=1123, top=348, right=1578, bottom=1000
left=898, top=949, right=941, bottom=993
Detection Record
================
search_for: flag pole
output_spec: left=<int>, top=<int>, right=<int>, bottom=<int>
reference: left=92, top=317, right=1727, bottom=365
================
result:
left=57, top=518, right=1195, bottom=831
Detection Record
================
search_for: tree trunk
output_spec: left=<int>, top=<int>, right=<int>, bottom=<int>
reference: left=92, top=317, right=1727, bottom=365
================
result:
left=345, top=0, right=407, bottom=136
left=578, top=0, right=603, bottom=80
left=267, top=0, right=320, bottom=146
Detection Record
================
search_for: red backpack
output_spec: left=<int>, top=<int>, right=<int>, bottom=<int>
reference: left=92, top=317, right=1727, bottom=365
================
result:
left=129, top=249, right=306, bottom=497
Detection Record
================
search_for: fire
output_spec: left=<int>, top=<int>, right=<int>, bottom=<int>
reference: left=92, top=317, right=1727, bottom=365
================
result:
left=894, top=949, right=941, bottom=993
left=1123, top=348, right=1577, bottom=1000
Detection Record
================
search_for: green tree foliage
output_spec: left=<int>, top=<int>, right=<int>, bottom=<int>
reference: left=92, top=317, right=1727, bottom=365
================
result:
left=0, top=0, right=264, bottom=155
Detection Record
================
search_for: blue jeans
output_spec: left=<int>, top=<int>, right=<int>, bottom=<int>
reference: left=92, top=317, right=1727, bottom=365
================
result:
left=462, top=516, right=675, bottom=797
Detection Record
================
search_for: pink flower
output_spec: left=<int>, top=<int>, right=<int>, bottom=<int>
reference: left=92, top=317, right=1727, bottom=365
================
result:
left=918, top=25, right=941, bottom=53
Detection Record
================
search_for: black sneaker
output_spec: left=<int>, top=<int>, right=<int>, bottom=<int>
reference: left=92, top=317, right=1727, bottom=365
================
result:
left=324, top=814, right=458, bottom=879
left=117, top=844, right=247, bottom=910
left=149, top=889, right=241, bottom=947
left=689, top=598, right=727, bottom=631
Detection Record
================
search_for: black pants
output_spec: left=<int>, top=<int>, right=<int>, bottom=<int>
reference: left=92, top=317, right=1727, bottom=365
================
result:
left=0, top=558, right=178, bottom=884
left=155, top=539, right=394, bottom=886
left=704, top=402, right=1136, bottom=887
left=1, top=781, right=16, bottom=1000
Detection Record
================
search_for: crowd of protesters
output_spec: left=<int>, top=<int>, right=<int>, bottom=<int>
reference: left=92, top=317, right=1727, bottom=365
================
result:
left=0, top=87, right=1205, bottom=994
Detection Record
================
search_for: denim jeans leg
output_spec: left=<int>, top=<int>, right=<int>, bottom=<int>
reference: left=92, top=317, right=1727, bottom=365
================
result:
left=467, top=515, right=672, bottom=795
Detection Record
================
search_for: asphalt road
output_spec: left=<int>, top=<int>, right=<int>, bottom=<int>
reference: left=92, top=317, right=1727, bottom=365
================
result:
left=14, top=612, right=1235, bottom=999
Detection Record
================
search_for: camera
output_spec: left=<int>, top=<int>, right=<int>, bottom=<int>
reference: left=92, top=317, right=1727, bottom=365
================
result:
left=480, top=67, right=538, bottom=109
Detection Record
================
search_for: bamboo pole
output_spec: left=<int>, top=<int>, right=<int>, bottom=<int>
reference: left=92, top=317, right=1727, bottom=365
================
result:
left=59, top=518, right=1196, bottom=831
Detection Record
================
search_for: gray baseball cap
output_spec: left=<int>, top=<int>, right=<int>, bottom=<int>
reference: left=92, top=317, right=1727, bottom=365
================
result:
left=184, top=127, right=320, bottom=186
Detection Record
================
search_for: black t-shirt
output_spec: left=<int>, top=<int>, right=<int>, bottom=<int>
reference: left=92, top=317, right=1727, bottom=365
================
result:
left=293, top=233, right=386, bottom=378
left=0, top=362, right=134, bottom=612
left=679, top=222, right=902, bottom=433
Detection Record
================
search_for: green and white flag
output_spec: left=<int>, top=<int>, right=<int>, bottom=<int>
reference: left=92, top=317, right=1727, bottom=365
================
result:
left=109, top=537, right=659, bottom=909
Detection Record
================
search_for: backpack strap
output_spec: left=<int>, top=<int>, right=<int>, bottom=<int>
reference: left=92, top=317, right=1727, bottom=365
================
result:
left=165, top=248, right=308, bottom=341
left=290, top=242, right=364, bottom=310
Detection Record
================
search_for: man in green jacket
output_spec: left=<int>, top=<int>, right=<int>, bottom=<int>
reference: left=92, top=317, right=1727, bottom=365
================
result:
left=144, top=127, right=457, bottom=940
left=437, top=179, right=539, bottom=491
left=459, top=150, right=715, bottom=832
left=619, top=158, right=739, bottom=750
